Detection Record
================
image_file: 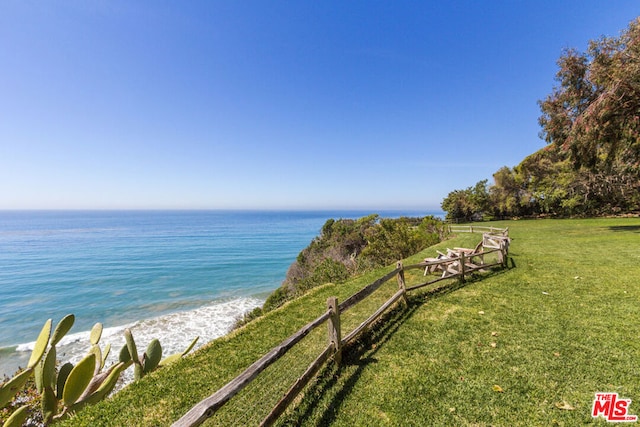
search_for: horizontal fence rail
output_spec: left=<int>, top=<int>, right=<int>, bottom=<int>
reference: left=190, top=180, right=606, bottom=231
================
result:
left=173, top=310, right=333, bottom=426
left=448, top=225, right=509, bottom=236
left=172, top=228, right=510, bottom=427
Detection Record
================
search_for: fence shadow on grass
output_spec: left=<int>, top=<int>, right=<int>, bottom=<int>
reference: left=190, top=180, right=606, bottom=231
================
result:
left=608, top=225, right=640, bottom=233
left=276, top=274, right=491, bottom=426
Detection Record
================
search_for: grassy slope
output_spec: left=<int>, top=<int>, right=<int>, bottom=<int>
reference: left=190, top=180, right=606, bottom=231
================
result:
left=66, top=218, right=640, bottom=426
left=279, top=218, right=640, bottom=426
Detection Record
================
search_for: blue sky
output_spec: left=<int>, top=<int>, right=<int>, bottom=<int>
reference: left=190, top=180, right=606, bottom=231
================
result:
left=1, top=1, right=638, bottom=210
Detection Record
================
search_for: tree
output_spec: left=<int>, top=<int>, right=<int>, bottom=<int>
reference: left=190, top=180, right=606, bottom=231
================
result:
left=444, top=18, right=640, bottom=219
left=538, top=18, right=640, bottom=172
left=441, top=180, right=489, bottom=222
left=489, top=166, right=523, bottom=218
left=532, top=17, right=640, bottom=216
left=515, top=147, right=580, bottom=216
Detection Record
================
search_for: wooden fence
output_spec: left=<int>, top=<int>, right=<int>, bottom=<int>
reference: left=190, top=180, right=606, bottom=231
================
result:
left=447, top=225, right=509, bottom=236
left=172, top=229, right=510, bottom=427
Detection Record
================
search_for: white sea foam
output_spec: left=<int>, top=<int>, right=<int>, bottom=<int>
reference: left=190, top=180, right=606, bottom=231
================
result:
left=15, top=297, right=262, bottom=387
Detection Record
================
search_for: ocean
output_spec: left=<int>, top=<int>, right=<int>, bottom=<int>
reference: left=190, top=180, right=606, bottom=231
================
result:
left=0, top=209, right=441, bottom=380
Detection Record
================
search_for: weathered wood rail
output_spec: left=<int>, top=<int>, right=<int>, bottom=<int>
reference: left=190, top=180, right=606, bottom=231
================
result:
left=448, top=224, right=509, bottom=236
left=172, top=229, right=510, bottom=427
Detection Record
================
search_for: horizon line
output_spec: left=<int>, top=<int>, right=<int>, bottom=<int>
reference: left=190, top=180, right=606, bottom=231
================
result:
left=0, top=207, right=444, bottom=213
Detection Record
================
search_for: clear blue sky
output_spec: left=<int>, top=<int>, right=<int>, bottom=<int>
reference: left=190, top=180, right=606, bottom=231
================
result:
left=1, top=1, right=638, bottom=210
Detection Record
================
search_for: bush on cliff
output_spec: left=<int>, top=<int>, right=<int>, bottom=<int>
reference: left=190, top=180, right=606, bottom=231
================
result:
left=266, top=214, right=446, bottom=312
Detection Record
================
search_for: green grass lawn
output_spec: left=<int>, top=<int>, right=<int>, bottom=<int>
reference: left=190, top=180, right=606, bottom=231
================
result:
left=65, top=218, right=640, bottom=426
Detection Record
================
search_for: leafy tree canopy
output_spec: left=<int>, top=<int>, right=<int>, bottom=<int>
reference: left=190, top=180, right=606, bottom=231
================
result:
left=441, top=180, right=489, bottom=222
left=538, top=17, right=640, bottom=171
left=442, top=17, right=640, bottom=220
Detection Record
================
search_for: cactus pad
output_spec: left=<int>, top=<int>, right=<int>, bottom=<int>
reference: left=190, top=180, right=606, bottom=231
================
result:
left=28, top=318, right=52, bottom=369
left=51, top=314, right=75, bottom=347
left=62, top=353, right=96, bottom=407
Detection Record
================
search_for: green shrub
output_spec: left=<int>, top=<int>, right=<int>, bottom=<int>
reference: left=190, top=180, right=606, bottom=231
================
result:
left=261, top=214, right=446, bottom=313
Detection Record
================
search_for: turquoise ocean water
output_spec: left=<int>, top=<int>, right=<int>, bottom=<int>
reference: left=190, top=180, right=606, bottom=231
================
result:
left=0, top=210, right=441, bottom=379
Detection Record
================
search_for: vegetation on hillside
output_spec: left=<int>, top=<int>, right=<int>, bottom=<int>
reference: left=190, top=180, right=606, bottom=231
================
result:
left=272, top=215, right=445, bottom=307
left=443, top=18, right=640, bottom=221
left=238, top=215, right=446, bottom=325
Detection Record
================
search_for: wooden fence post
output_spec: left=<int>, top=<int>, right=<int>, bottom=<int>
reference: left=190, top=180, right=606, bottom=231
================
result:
left=327, top=297, right=342, bottom=365
left=396, top=261, right=407, bottom=307
left=459, top=252, right=466, bottom=282
left=504, top=241, right=509, bottom=267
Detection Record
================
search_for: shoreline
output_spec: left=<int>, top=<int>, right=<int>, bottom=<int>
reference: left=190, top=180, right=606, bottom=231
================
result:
left=0, top=296, right=263, bottom=380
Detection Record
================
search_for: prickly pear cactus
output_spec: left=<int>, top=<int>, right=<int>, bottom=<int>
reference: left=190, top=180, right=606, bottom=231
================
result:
left=143, top=339, right=163, bottom=374
left=159, top=336, right=199, bottom=367
left=1, top=315, right=198, bottom=425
